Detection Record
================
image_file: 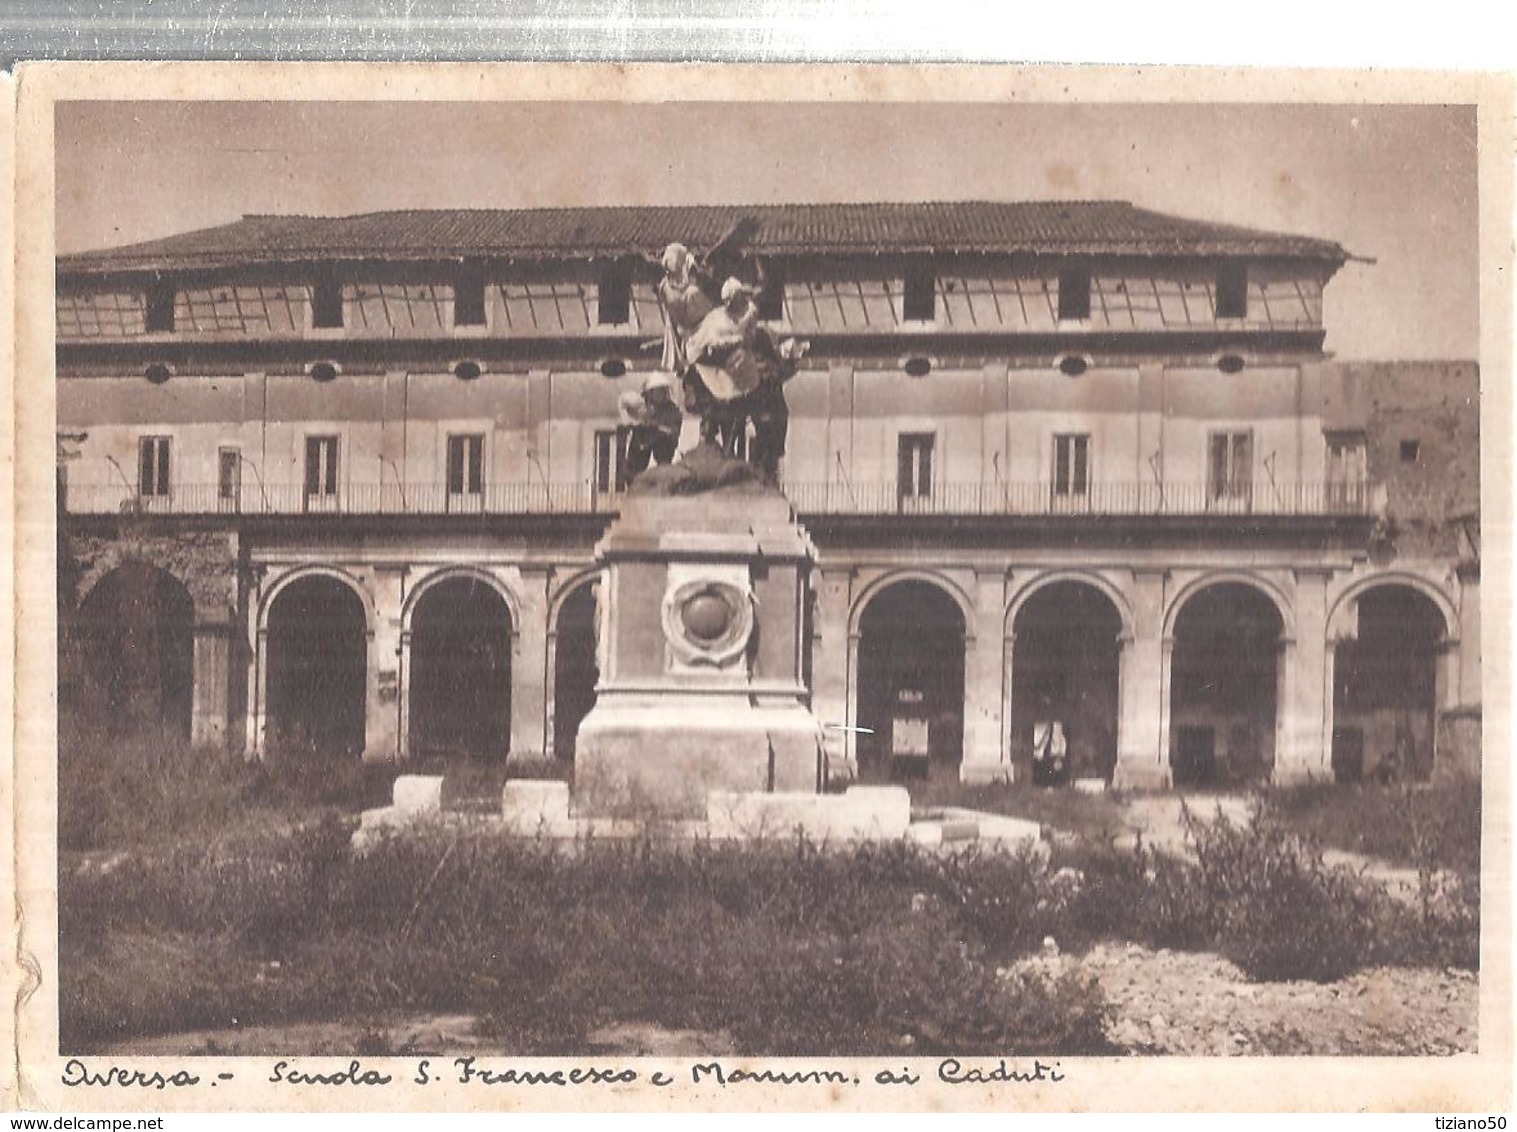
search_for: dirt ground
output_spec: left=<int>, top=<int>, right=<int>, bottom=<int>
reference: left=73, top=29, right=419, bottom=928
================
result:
left=1013, top=942, right=1477, bottom=1057
left=100, top=948, right=1476, bottom=1059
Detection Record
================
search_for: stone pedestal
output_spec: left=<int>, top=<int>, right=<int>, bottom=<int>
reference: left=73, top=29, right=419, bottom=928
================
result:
left=574, top=457, right=826, bottom=817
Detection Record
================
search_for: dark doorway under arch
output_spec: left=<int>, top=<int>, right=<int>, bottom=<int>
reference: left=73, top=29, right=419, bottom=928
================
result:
left=71, top=562, right=195, bottom=737
left=1169, top=582, right=1284, bottom=787
left=855, top=580, right=966, bottom=783
left=1011, top=582, right=1122, bottom=785
left=553, top=581, right=599, bottom=760
left=1332, top=585, right=1445, bottom=783
left=409, top=577, right=513, bottom=759
left=266, top=575, right=368, bottom=758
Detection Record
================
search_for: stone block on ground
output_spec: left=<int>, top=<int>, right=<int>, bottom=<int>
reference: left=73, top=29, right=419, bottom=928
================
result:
left=705, top=784, right=911, bottom=841
left=392, top=775, right=445, bottom=815
left=500, top=779, right=577, bottom=837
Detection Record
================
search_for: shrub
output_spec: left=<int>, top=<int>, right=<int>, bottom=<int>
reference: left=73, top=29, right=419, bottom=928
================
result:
left=1182, top=804, right=1378, bottom=982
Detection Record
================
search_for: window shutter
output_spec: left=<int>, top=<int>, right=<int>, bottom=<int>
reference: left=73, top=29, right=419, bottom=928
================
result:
left=305, top=438, right=321, bottom=494
left=468, top=436, right=484, bottom=492
left=447, top=437, right=464, bottom=494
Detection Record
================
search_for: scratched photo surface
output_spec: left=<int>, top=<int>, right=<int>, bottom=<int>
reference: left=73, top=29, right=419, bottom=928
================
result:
left=12, top=65, right=1512, bottom=1112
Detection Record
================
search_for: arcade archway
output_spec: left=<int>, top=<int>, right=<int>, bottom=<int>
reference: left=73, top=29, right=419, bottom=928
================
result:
left=854, top=580, right=966, bottom=782
left=1332, top=584, right=1446, bottom=782
left=553, top=581, right=599, bottom=760
left=72, top=562, right=194, bottom=737
left=408, top=576, right=513, bottom=759
left=1169, top=582, right=1285, bottom=786
left=266, top=574, right=368, bottom=757
left=1010, top=581, right=1123, bottom=785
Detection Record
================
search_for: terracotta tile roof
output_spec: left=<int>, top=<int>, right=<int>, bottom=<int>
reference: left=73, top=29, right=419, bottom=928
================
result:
left=58, top=201, right=1349, bottom=275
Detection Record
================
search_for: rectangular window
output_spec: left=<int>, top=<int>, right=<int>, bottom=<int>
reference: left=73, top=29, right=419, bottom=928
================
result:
left=304, top=435, right=340, bottom=506
left=1058, top=268, right=1091, bottom=321
left=1208, top=430, right=1253, bottom=501
left=897, top=433, right=934, bottom=500
left=454, top=267, right=487, bottom=327
left=310, top=279, right=344, bottom=329
left=217, top=447, right=241, bottom=507
left=137, top=436, right=171, bottom=498
left=757, top=266, right=785, bottom=321
left=447, top=433, right=486, bottom=496
left=1053, top=433, right=1091, bottom=497
left=145, top=281, right=176, bottom=333
left=594, top=428, right=631, bottom=493
left=1215, top=261, right=1249, bottom=319
left=1326, top=433, right=1367, bottom=508
left=902, top=267, right=936, bottom=322
left=597, top=263, right=632, bottom=325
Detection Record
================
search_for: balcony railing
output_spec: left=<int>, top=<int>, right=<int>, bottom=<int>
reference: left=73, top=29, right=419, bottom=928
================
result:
left=60, top=478, right=1383, bottom=519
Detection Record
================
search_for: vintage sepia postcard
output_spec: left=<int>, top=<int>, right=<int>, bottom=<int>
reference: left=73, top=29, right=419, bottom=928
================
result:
left=7, top=62, right=1515, bottom=1113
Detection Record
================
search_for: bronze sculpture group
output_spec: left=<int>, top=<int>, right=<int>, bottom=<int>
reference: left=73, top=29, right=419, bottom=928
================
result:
left=619, top=234, right=807, bottom=485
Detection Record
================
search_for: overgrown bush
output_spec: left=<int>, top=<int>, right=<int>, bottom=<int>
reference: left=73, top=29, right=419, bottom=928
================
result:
left=62, top=829, right=1114, bottom=1054
left=58, top=721, right=394, bottom=852
left=1182, top=804, right=1378, bottom=982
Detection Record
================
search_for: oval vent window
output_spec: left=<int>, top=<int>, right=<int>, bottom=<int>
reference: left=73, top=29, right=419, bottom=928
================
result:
left=1058, top=355, right=1089, bottom=377
left=1218, top=355, right=1246, bottom=374
left=453, top=360, right=483, bottom=382
left=902, top=356, right=932, bottom=378
left=600, top=358, right=628, bottom=379
left=143, top=363, right=172, bottom=385
left=309, top=362, right=339, bottom=383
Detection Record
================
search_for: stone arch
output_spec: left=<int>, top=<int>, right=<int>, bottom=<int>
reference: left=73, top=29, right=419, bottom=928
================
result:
left=549, top=566, right=603, bottom=625
left=68, top=561, right=196, bottom=738
left=1005, top=569, right=1135, bottom=641
left=850, top=575, right=969, bottom=783
left=1327, top=571, right=1458, bottom=645
left=1006, top=575, right=1129, bottom=785
left=1167, top=577, right=1289, bottom=786
left=1328, top=574, right=1454, bottom=783
left=406, top=572, right=515, bottom=759
left=550, top=572, right=602, bottom=760
left=1163, top=570, right=1296, bottom=642
left=258, top=564, right=376, bottom=638
left=848, top=569, right=977, bottom=641
left=261, top=570, right=370, bottom=757
left=402, top=565, right=522, bottom=636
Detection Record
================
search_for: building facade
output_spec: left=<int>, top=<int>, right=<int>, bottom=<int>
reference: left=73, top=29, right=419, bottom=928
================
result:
left=54, top=201, right=1482, bottom=788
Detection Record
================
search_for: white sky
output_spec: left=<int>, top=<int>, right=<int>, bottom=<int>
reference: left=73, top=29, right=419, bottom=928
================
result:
left=55, top=101, right=1480, bottom=360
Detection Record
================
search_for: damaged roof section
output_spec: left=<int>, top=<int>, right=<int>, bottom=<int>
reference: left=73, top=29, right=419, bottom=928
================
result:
left=58, top=200, right=1352, bottom=277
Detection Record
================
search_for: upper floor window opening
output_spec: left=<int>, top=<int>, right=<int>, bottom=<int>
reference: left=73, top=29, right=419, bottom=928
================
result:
left=1326, top=432, right=1368, bottom=507
left=597, top=262, right=633, bottom=325
left=1057, top=267, right=1091, bottom=321
left=901, top=266, right=936, bottom=323
left=1215, top=261, right=1249, bottom=319
left=217, top=447, right=241, bottom=507
left=137, top=436, right=171, bottom=498
left=1053, top=433, right=1091, bottom=498
left=145, top=280, right=176, bottom=334
left=454, top=266, right=487, bottom=327
left=898, top=432, right=935, bottom=500
left=593, top=427, right=632, bottom=493
left=310, top=278, right=344, bottom=329
left=1400, top=439, right=1422, bottom=464
left=447, top=433, right=486, bottom=497
left=304, top=435, right=340, bottom=506
left=1208, top=430, right=1254, bottom=501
